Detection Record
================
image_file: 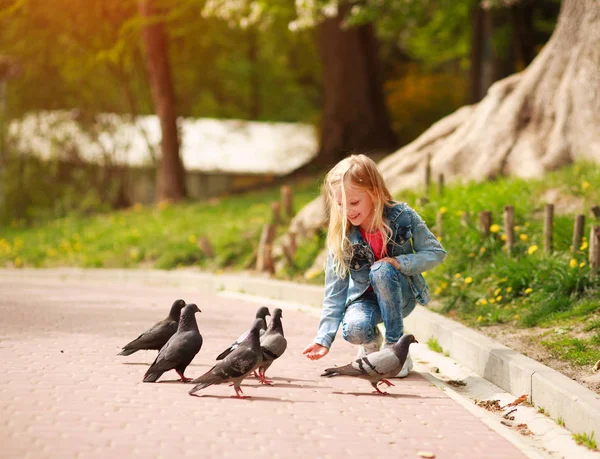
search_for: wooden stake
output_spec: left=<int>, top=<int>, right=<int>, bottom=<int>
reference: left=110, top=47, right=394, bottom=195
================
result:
left=281, top=185, right=294, bottom=218
left=425, top=153, right=431, bottom=196
left=437, top=173, right=445, bottom=197
left=198, top=236, right=214, bottom=258
left=436, top=211, right=444, bottom=239
left=544, top=204, right=554, bottom=253
left=572, top=214, right=585, bottom=253
left=479, top=211, right=492, bottom=237
left=590, top=226, right=600, bottom=274
left=256, top=223, right=276, bottom=272
left=503, top=206, right=514, bottom=254
left=271, top=201, right=281, bottom=226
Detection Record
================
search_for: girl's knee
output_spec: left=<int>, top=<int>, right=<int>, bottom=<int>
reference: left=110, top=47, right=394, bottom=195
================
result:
left=342, top=314, right=375, bottom=344
left=369, top=261, right=397, bottom=284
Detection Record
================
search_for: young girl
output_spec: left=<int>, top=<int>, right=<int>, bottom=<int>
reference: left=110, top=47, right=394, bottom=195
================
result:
left=302, top=154, right=446, bottom=377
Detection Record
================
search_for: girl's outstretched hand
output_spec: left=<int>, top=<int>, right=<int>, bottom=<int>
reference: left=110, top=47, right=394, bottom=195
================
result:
left=302, top=343, right=329, bottom=360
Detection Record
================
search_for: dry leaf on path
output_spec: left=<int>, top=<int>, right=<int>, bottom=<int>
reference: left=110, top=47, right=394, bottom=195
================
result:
left=503, top=394, right=527, bottom=409
left=417, top=452, right=436, bottom=458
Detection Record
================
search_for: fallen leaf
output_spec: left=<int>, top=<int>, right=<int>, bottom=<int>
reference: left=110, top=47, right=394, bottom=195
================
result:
left=417, top=452, right=435, bottom=458
left=504, top=394, right=528, bottom=408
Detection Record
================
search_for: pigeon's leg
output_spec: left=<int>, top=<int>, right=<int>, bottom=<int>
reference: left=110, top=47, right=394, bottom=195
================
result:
left=378, top=379, right=395, bottom=387
left=176, top=370, right=192, bottom=383
left=258, top=367, right=273, bottom=385
left=371, top=382, right=388, bottom=395
left=232, top=382, right=248, bottom=399
left=252, top=370, right=260, bottom=378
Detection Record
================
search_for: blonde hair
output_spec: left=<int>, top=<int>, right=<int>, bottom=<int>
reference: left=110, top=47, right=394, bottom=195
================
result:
left=324, top=154, right=393, bottom=278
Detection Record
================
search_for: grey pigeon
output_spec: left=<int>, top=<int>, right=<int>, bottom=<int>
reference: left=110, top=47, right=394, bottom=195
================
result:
left=321, top=334, right=418, bottom=395
left=215, top=306, right=270, bottom=361
left=257, top=308, right=287, bottom=385
left=119, top=299, right=186, bottom=356
left=188, top=318, right=263, bottom=398
left=143, top=304, right=203, bottom=383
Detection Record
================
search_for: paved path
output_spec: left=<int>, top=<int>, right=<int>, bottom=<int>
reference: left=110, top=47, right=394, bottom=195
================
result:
left=0, top=275, right=529, bottom=458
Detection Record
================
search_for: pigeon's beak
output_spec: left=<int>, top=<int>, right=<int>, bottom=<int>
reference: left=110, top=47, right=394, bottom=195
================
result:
left=414, top=338, right=419, bottom=343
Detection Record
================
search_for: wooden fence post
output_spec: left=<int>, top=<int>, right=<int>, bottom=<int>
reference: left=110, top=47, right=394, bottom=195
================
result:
left=271, top=201, right=281, bottom=226
left=281, top=185, right=294, bottom=218
left=479, top=211, right=492, bottom=237
left=591, top=205, right=600, bottom=219
left=590, top=226, right=600, bottom=274
left=424, top=153, right=431, bottom=196
left=437, top=173, right=445, bottom=197
left=572, top=214, right=585, bottom=253
left=503, top=205, right=515, bottom=254
left=544, top=204, right=554, bottom=253
left=198, top=236, right=214, bottom=259
left=436, top=211, right=444, bottom=239
left=256, top=223, right=276, bottom=273
left=283, top=231, right=297, bottom=266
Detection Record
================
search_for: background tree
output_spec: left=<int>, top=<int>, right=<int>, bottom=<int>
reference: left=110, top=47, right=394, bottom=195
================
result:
left=138, top=0, right=186, bottom=202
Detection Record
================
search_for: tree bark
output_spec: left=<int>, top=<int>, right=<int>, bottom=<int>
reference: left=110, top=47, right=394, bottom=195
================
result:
left=138, top=0, right=186, bottom=202
left=314, top=3, right=397, bottom=167
left=286, top=0, right=600, bottom=276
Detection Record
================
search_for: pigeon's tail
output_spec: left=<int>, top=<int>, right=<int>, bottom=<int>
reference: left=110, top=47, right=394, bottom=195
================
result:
left=143, top=369, right=164, bottom=383
left=215, top=347, right=233, bottom=361
left=188, top=380, right=214, bottom=395
left=118, top=348, right=137, bottom=356
left=321, top=367, right=340, bottom=378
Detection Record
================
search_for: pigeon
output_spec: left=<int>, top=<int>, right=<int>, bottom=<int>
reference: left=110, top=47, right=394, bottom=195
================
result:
left=143, top=304, right=203, bottom=383
left=215, top=306, right=270, bottom=361
left=118, top=299, right=186, bottom=356
left=188, top=318, right=263, bottom=398
left=321, top=334, right=418, bottom=395
left=256, top=308, right=287, bottom=385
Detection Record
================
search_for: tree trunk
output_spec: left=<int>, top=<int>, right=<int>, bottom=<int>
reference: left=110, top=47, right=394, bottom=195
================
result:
left=138, top=0, right=186, bottom=202
left=315, top=3, right=397, bottom=167
left=286, top=0, right=600, bottom=275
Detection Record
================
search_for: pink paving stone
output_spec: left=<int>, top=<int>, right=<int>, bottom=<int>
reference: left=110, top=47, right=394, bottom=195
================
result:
left=0, top=275, right=529, bottom=458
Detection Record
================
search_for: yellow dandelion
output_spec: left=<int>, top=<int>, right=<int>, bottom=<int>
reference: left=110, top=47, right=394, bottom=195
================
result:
left=46, top=248, right=58, bottom=257
left=496, top=295, right=503, bottom=301
left=422, top=272, right=428, bottom=277
left=525, top=222, right=530, bottom=227
left=455, top=210, right=463, bottom=217
left=439, top=207, right=447, bottom=214
left=580, top=241, right=588, bottom=250
left=441, top=282, right=449, bottom=289
left=569, top=259, right=578, bottom=268
left=489, top=298, right=496, bottom=304
left=480, top=299, right=488, bottom=305
left=479, top=247, right=486, bottom=254
left=579, top=262, right=586, bottom=268
left=501, top=234, right=507, bottom=241
left=469, top=252, right=475, bottom=257
left=14, top=257, right=23, bottom=268
left=477, top=316, right=484, bottom=322
left=582, top=181, right=591, bottom=190
left=454, top=273, right=462, bottom=279
left=527, top=245, right=538, bottom=255
left=525, top=288, right=533, bottom=294
left=188, top=235, right=197, bottom=244
left=438, top=236, right=443, bottom=242
left=514, top=226, right=521, bottom=231
left=435, top=287, right=442, bottom=295
left=494, top=288, right=502, bottom=296
left=520, top=234, right=529, bottom=242
left=506, top=287, right=513, bottom=293
left=490, top=224, right=500, bottom=233
left=464, top=277, right=473, bottom=284
left=514, top=314, right=520, bottom=320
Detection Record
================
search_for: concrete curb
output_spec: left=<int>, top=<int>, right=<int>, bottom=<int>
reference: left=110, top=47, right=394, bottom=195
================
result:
left=6, top=267, right=600, bottom=441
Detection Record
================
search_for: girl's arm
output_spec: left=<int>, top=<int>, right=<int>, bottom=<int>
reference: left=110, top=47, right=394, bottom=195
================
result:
left=313, top=253, right=349, bottom=349
left=395, top=207, right=447, bottom=274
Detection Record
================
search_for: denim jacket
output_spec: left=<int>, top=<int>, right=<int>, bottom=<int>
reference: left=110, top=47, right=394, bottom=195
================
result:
left=314, top=201, right=447, bottom=348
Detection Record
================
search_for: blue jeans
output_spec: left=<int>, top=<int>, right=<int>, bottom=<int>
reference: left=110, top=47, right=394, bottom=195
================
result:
left=341, top=262, right=416, bottom=345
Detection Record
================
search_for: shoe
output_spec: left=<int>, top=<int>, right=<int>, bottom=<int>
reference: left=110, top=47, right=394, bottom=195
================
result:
left=355, top=328, right=383, bottom=359
left=396, top=353, right=413, bottom=378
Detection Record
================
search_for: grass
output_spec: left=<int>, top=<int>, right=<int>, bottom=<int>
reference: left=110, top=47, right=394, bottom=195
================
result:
left=427, top=337, right=445, bottom=354
left=573, top=432, right=597, bottom=451
left=1, top=161, right=599, bottom=371
left=0, top=175, right=323, bottom=274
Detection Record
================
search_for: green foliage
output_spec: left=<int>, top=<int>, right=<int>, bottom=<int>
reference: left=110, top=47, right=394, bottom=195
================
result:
left=573, top=432, right=597, bottom=451
left=427, top=337, right=444, bottom=354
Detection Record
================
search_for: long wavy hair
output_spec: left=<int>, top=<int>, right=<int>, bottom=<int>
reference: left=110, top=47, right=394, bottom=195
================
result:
left=324, top=154, right=394, bottom=278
